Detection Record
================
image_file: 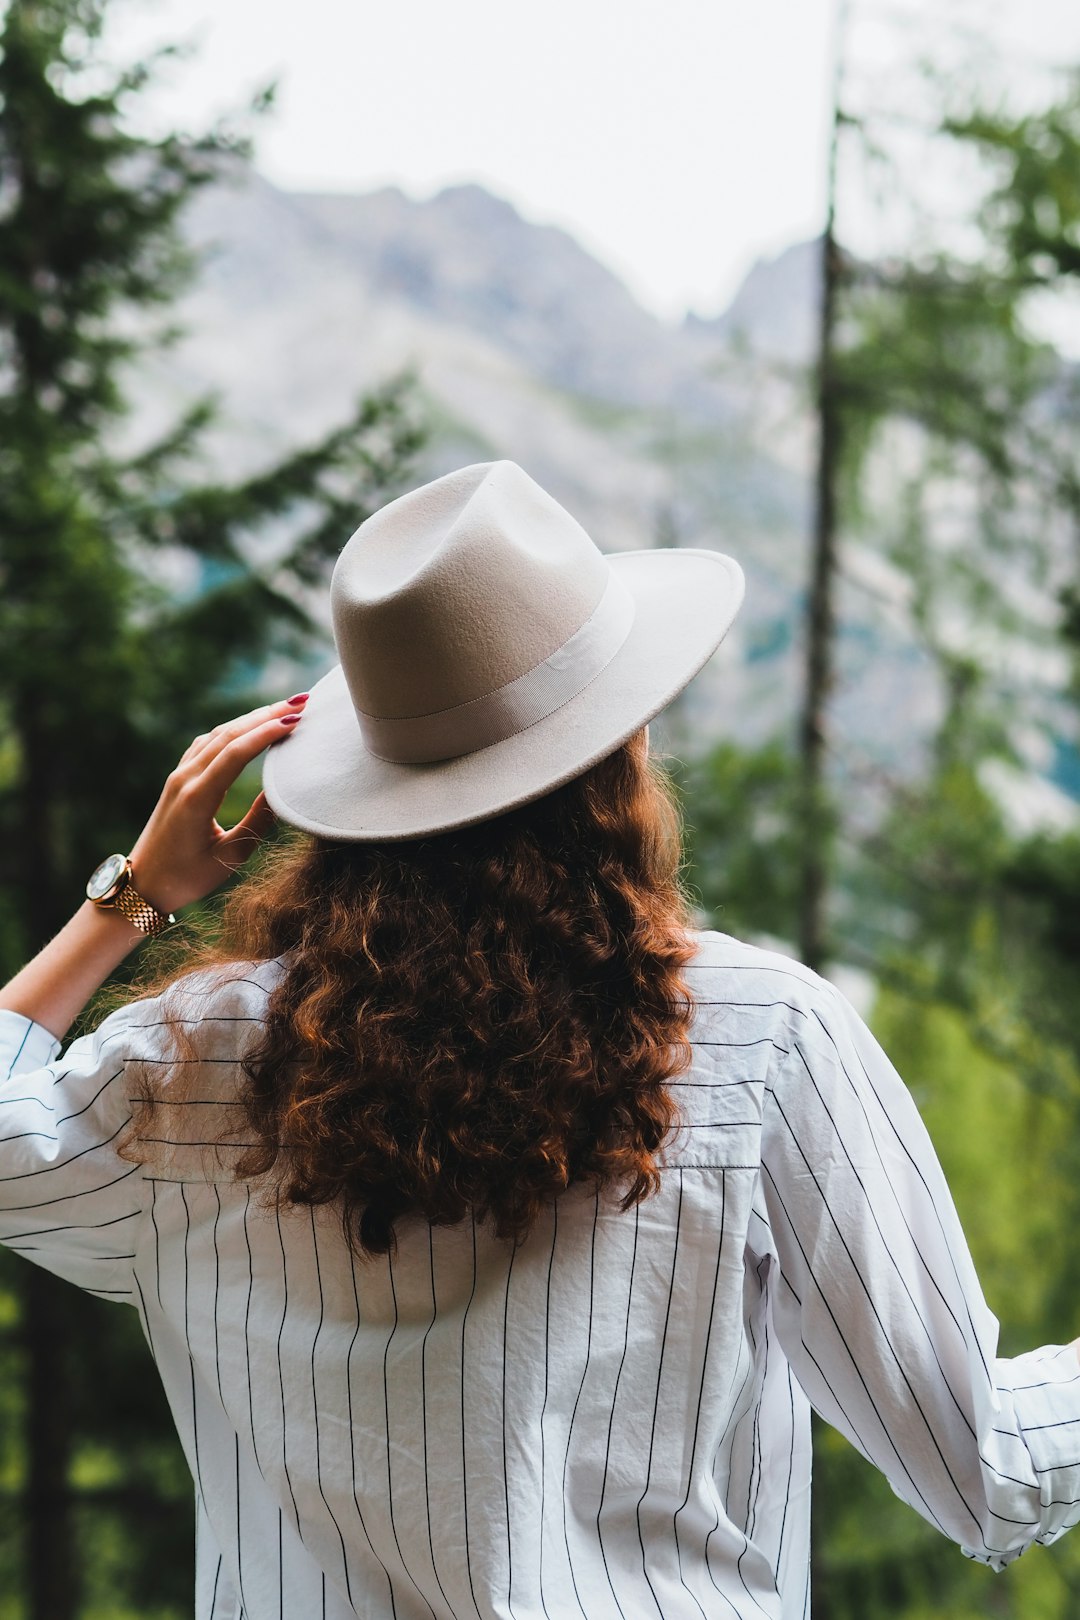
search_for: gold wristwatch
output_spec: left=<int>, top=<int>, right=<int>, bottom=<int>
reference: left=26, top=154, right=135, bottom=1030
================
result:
left=86, top=854, right=175, bottom=937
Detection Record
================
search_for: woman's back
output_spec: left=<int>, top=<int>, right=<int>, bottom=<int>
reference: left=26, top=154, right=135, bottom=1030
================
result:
left=6, top=463, right=1078, bottom=1616
left=6, top=934, right=1080, bottom=1618
left=138, top=930, right=794, bottom=1620
left=10, top=922, right=1057, bottom=1620
left=3, top=930, right=789, bottom=1618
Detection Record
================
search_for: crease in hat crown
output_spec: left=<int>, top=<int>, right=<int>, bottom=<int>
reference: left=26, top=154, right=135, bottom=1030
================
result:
left=329, top=460, right=637, bottom=765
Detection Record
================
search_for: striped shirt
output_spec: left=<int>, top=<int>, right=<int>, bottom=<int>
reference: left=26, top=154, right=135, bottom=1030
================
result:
left=1, top=928, right=1079, bottom=1619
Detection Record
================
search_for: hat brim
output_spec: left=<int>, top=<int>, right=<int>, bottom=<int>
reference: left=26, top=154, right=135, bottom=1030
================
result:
left=262, top=548, right=744, bottom=841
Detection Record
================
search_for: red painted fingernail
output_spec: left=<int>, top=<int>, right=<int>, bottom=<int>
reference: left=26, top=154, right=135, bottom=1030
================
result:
left=287, top=693, right=310, bottom=706
left=280, top=714, right=302, bottom=727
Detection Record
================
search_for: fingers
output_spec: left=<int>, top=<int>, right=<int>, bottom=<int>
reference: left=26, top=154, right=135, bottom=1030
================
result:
left=181, top=697, right=302, bottom=771
left=178, top=706, right=275, bottom=768
left=216, top=792, right=278, bottom=868
left=192, top=712, right=303, bottom=808
left=178, top=732, right=211, bottom=767
left=172, top=697, right=308, bottom=809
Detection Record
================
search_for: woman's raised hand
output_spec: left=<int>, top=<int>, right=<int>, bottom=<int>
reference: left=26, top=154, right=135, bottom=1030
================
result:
left=127, top=695, right=309, bottom=916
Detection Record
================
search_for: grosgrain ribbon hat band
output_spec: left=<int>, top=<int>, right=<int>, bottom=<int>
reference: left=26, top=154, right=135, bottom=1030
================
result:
left=355, top=571, right=636, bottom=765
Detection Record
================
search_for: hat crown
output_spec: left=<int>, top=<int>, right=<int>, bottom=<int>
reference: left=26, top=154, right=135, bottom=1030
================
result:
left=331, top=461, right=609, bottom=721
left=263, top=456, right=745, bottom=839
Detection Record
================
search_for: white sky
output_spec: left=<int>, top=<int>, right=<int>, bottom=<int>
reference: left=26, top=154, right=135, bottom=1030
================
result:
left=106, top=0, right=1080, bottom=322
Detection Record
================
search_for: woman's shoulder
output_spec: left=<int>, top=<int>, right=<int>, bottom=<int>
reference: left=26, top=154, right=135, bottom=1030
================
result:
left=126, top=956, right=288, bottom=1035
left=683, top=927, right=845, bottom=1016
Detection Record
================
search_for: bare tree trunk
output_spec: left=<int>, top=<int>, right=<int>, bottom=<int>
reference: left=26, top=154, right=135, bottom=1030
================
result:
left=7, top=75, right=80, bottom=1609
left=16, top=693, right=78, bottom=1620
left=798, top=1, right=849, bottom=976
left=24, top=1269, right=76, bottom=1620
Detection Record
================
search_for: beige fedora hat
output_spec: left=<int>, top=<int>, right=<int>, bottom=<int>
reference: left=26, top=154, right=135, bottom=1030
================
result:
left=263, top=460, right=744, bottom=840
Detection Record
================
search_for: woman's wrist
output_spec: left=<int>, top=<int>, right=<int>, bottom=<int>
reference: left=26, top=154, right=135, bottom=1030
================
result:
left=0, top=698, right=300, bottom=1049
left=0, top=901, right=146, bottom=1043
left=78, top=897, right=147, bottom=954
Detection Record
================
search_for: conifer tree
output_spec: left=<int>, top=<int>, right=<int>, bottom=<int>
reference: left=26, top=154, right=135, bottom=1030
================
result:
left=796, top=15, right=1060, bottom=977
left=0, top=3, right=424, bottom=1612
left=792, top=58, right=1080, bottom=1620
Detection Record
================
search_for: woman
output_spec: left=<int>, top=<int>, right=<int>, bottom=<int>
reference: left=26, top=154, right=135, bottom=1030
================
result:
left=1, top=460, right=1079, bottom=1620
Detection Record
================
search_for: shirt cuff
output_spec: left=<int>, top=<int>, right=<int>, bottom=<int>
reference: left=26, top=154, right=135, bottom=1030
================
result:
left=0, top=1009, right=62, bottom=1078
left=997, top=1343, right=1080, bottom=1548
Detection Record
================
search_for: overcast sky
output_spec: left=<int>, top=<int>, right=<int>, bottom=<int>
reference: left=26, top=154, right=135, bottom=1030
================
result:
left=107, top=0, right=1080, bottom=322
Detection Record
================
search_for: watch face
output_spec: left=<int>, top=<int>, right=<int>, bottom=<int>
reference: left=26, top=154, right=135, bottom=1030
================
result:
left=87, top=853, right=127, bottom=902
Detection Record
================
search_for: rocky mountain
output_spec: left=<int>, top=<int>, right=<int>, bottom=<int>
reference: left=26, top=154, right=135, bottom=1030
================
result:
left=686, top=239, right=822, bottom=367
left=120, top=160, right=1076, bottom=823
left=292, top=183, right=723, bottom=413
left=122, top=163, right=816, bottom=746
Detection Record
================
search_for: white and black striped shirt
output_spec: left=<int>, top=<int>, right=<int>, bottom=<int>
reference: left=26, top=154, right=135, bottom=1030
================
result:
left=1, top=929, right=1079, bottom=1619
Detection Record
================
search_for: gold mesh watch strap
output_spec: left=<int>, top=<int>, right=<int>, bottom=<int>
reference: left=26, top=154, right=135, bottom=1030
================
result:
left=112, top=881, right=175, bottom=938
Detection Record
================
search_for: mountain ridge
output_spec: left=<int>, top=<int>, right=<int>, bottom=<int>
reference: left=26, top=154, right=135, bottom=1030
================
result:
left=116, top=160, right=1074, bottom=821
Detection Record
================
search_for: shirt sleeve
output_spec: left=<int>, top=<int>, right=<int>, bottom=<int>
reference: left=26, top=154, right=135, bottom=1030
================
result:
left=0, top=1003, right=152, bottom=1304
left=758, top=980, right=1080, bottom=1570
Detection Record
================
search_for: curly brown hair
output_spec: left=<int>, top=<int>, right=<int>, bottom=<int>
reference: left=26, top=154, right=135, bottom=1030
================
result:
left=125, top=729, right=697, bottom=1257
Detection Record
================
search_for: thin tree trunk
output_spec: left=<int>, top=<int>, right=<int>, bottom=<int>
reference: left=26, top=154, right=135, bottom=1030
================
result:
left=16, top=693, right=78, bottom=1620
left=798, top=1, right=848, bottom=976
left=24, top=1269, right=76, bottom=1620
left=10, top=33, right=82, bottom=1579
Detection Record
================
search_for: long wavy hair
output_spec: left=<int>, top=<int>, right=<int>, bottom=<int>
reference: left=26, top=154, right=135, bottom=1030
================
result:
left=124, top=729, right=698, bottom=1257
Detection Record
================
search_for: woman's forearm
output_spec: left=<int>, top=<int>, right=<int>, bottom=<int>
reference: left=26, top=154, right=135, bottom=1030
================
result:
left=0, top=902, right=144, bottom=1042
left=0, top=698, right=305, bottom=1046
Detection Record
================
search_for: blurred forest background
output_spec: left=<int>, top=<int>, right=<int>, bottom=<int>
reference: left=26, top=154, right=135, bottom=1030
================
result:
left=3, top=0, right=1080, bottom=1614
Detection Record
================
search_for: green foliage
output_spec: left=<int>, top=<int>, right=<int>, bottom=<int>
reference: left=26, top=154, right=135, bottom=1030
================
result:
left=0, top=1, right=426, bottom=1613
left=951, top=74, right=1080, bottom=285
left=836, top=257, right=1049, bottom=490
left=1002, top=831, right=1080, bottom=990
left=677, top=740, right=803, bottom=941
left=0, top=1250, right=194, bottom=1617
left=676, top=716, right=1080, bottom=1618
left=811, top=986, right=1080, bottom=1620
left=0, top=0, right=427, bottom=958
left=803, top=41, right=1080, bottom=995
left=4, top=1, right=1080, bottom=1616
left=679, top=53, right=1080, bottom=1583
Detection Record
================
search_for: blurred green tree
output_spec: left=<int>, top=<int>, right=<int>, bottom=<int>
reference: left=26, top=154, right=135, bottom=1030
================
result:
left=684, top=44, right=1080, bottom=1620
left=678, top=741, right=803, bottom=942
left=795, top=20, right=1066, bottom=978
left=0, top=2, right=425, bottom=1614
